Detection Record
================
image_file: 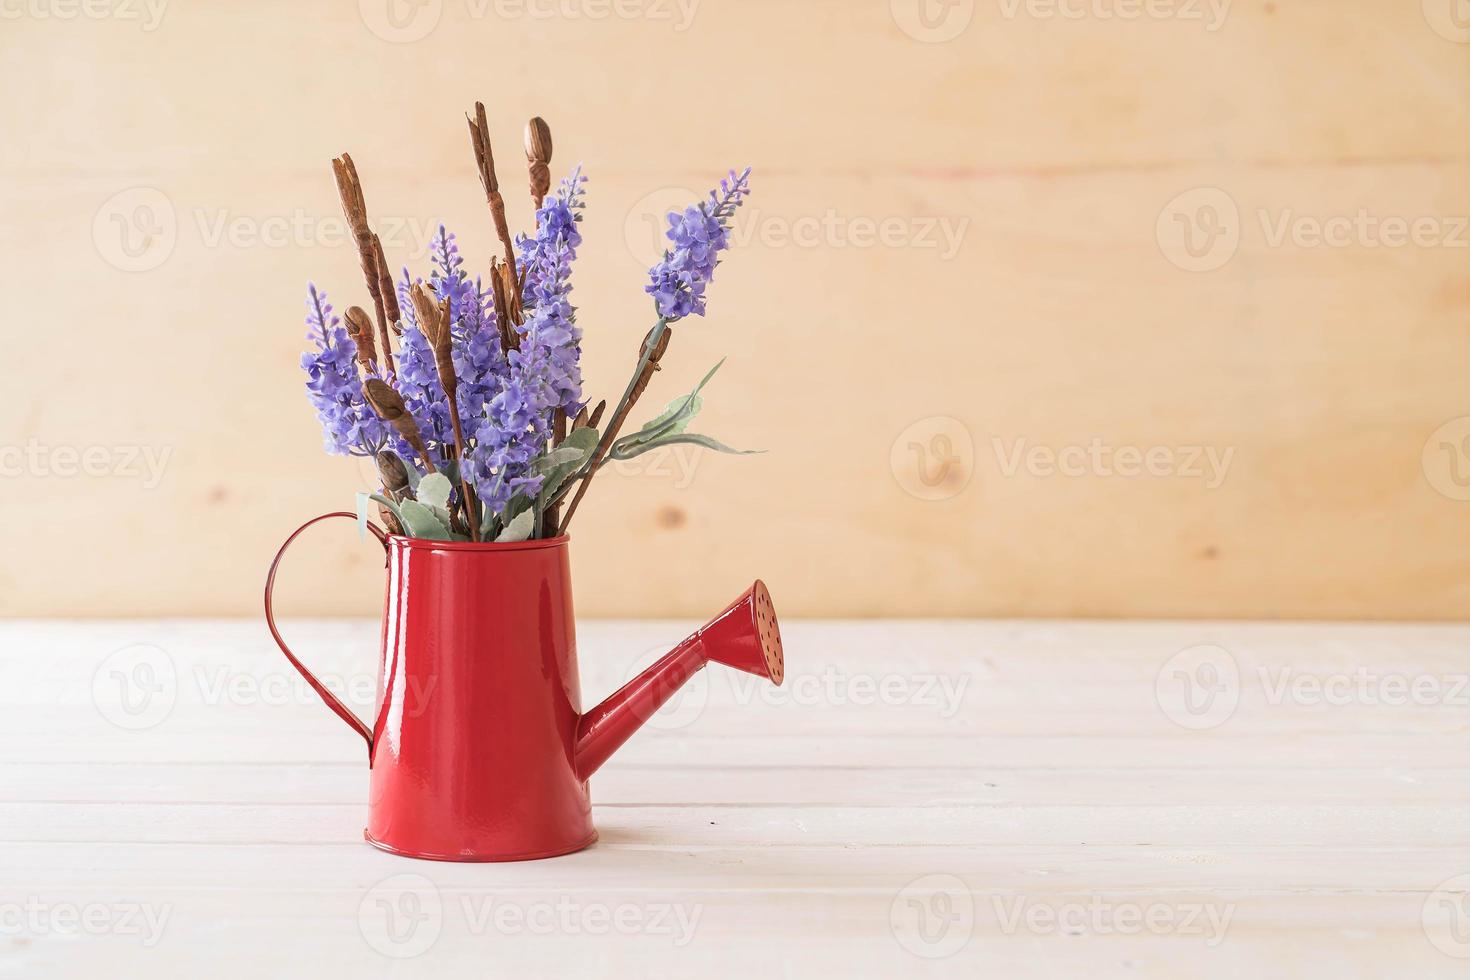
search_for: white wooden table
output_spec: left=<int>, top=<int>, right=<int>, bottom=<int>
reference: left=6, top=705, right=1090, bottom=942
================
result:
left=3, top=619, right=1468, bottom=978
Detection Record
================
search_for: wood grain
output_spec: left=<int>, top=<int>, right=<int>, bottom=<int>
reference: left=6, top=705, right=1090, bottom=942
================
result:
left=3, top=618, right=1468, bottom=977
left=0, top=1, right=1467, bottom=617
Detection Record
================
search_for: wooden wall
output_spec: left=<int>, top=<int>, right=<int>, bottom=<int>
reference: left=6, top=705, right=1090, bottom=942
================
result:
left=1, top=0, right=1467, bottom=618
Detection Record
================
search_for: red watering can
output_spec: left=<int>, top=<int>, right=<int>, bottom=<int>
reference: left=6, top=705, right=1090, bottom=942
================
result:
left=264, top=513, right=786, bottom=862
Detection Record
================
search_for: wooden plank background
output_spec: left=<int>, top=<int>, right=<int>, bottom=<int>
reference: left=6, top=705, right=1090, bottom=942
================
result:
left=0, top=0, right=1467, bottom=618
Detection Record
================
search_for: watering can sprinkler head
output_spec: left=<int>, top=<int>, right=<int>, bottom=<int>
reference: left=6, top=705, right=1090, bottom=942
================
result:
left=575, top=580, right=785, bottom=780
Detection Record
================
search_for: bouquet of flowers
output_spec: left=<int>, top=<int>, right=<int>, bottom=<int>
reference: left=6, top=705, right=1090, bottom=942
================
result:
left=300, top=102, right=754, bottom=542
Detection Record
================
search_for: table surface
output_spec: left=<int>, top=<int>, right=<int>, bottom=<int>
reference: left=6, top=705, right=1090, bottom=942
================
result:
left=4, top=618, right=1468, bottom=978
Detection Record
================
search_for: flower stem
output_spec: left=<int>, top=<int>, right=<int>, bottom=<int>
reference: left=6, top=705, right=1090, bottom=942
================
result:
left=553, top=317, right=672, bottom=531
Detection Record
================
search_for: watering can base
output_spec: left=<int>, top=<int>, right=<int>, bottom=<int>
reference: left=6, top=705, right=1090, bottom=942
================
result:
left=363, top=829, right=600, bottom=863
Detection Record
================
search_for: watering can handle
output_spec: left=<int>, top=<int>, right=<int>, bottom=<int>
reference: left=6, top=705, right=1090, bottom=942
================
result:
left=263, top=512, right=388, bottom=756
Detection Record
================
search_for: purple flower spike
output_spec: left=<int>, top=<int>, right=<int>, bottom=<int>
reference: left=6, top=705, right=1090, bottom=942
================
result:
left=300, top=283, right=391, bottom=457
left=465, top=168, right=590, bottom=511
left=515, top=167, right=587, bottom=416
left=645, top=167, right=751, bottom=321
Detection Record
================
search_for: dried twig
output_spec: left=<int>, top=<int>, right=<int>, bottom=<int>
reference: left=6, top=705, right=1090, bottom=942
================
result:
left=558, top=323, right=674, bottom=530
left=374, top=234, right=401, bottom=336
left=467, top=103, right=519, bottom=303
left=332, top=153, right=396, bottom=378
left=542, top=407, right=570, bottom=533
left=411, top=283, right=481, bottom=540
left=363, top=378, right=437, bottom=475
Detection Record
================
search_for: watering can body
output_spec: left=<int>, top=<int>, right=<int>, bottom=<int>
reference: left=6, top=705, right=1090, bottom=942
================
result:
left=264, top=513, right=785, bottom=862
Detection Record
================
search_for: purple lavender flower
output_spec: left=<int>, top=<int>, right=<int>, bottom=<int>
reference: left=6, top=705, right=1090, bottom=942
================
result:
left=300, top=283, right=390, bottom=457
left=645, top=167, right=751, bottom=321
left=515, top=168, right=587, bottom=416
left=517, top=168, right=585, bottom=300
left=430, top=226, right=506, bottom=426
left=462, top=170, right=591, bottom=514
left=469, top=370, right=552, bottom=511
left=392, top=269, right=454, bottom=462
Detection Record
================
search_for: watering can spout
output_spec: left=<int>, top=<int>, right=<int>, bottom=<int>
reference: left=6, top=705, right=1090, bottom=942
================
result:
left=575, top=580, right=785, bottom=781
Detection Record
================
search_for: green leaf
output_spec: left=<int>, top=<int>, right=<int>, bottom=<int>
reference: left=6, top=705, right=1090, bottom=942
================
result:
left=614, top=359, right=726, bottom=456
left=398, top=500, right=455, bottom=540
left=417, top=473, right=452, bottom=511
left=534, top=446, right=586, bottom=473
left=355, top=492, right=372, bottom=540
left=496, top=507, right=534, bottom=543
left=535, top=427, right=601, bottom=510
left=640, top=393, right=702, bottom=438
left=358, top=492, right=404, bottom=539
left=481, top=491, right=530, bottom=540
left=609, top=431, right=762, bottom=462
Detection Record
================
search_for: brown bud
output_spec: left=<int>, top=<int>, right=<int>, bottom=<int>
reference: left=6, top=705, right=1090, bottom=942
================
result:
left=586, top=399, right=607, bottom=429
left=489, top=259, right=517, bottom=351
left=410, top=282, right=444, bottom=347
left=362, top=378, right=406, bottom=421
left=376, top=451, right=409, bottom=492
left=376, top=503, right=404, bottom=536
left=525, top=117, right=553, bottom=165
left=525, top=117, right=552, bottom=206
left=499, top=260, right=523, bottom=327
left=364, top=379, right=437, bottom=474
left=344, top=306, right=377, bottom=367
